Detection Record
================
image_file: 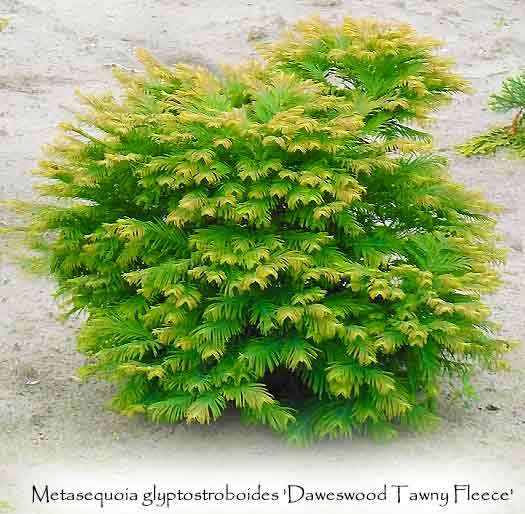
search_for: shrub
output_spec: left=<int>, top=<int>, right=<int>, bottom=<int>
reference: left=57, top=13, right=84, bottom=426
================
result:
left=6, top=16, right=510, bottom=445
left=458, top=70, right=525, bottom=157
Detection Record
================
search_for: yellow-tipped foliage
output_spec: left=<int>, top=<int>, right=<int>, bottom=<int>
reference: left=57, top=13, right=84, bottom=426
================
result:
left=5, top=16, right=510, bottom=445
left=458, top=70, right=525, bottom=157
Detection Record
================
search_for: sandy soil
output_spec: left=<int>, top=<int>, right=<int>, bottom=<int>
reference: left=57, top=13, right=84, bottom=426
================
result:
left=0, top=1, right=524, bottom=513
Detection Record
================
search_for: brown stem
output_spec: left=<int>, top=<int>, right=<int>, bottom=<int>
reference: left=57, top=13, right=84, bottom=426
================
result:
left=509, top=109, right=524, bottom=136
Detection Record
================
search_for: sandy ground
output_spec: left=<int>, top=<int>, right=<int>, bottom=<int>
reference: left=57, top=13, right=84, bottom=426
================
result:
left=0, top=1, right=524, bottom=513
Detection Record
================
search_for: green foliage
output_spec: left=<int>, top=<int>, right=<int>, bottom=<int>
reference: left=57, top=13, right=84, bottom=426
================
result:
left=489, top=71, right=525, bottom=113
left=5, top=16, right=510, bottom=444
left=458, top=70, right=525, bottom=157
left=457, top=127, right=525, bottom=158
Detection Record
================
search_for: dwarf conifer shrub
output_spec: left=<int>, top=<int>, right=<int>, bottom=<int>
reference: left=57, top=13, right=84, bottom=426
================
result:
left=8, top=17, right=510, bottom=444
left=458, top=70, right=525, bottom=157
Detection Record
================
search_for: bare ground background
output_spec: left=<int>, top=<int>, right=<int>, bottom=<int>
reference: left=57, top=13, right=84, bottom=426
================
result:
left=0, top=1, right=524, bottom=513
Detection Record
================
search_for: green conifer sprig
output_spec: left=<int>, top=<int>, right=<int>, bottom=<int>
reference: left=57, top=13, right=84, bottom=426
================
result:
left=458, top=70, right=525, bottom=157
left=4, top=16, right=511, bottom=445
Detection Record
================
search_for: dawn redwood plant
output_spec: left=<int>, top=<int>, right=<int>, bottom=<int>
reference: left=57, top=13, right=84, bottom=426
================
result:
left=8, top=16, right=510, bottom=445
left=458, top=70, right=525, bottom=157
